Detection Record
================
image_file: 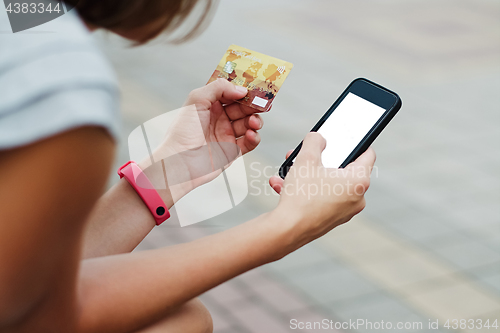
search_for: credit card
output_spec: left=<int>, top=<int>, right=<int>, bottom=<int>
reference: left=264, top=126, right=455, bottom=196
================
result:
left=207, top=44, right=293, bottom=112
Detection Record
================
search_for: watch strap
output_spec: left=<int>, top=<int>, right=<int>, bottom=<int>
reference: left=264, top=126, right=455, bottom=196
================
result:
left=118, top=161, right=170, bottom=225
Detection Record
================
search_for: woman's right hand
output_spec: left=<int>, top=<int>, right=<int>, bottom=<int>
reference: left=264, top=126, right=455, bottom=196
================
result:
left=268, top=132, right=376, bottom=258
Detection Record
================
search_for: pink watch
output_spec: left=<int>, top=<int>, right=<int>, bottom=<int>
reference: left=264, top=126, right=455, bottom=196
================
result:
left=117, top=161, right=170, bottom=225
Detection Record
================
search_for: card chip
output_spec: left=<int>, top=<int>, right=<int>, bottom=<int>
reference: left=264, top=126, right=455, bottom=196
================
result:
left=223, top=61, right=236, bottom=74
left=252, top=96, right=268, bottom=108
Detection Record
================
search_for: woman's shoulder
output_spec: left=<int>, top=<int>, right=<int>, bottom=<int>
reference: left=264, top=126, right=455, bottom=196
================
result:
left=0, top=11, right=121, bottom=149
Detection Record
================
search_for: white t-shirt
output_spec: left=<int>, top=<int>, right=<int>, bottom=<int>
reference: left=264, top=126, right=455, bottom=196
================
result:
left=0, top=9, right=120, bottom=150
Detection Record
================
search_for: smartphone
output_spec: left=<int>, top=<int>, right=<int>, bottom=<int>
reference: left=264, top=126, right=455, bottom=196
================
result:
left=279, top=78, right=402, bottom=178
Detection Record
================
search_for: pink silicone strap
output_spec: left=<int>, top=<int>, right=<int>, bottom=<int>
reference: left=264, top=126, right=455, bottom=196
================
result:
left=118, top=161, right=170, bottom=225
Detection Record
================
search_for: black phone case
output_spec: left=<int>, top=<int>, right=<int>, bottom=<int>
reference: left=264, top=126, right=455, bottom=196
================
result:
left=279, top=78, right=402, bottom=179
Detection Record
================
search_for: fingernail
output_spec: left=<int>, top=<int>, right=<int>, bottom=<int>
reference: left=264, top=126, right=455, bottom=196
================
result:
left=235, top=85, right=247, bottom=93
left=254, top=116, right=262, bottom=127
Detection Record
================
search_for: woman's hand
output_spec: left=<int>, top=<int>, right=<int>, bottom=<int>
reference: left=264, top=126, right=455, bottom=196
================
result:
left=268, top=132, right=376, bottom=258
left=182, top=78, right=264, bottom=156
left=141, top=78, right=264, bottom=204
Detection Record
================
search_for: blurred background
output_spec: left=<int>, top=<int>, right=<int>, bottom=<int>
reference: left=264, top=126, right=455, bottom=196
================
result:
left=94, top=0, right=500, bottom=332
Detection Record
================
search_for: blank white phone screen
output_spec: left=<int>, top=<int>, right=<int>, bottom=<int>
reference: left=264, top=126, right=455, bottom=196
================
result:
left=317, top=92, right=385, bottom=168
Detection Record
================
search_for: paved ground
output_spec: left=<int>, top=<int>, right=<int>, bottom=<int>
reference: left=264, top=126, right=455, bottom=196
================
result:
left=95, top=1, right=500, bottom=332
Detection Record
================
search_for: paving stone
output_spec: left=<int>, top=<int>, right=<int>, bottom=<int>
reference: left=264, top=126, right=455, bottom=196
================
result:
left=480, top=272, right=500, bottom=295
left=328, top=292, right=448, bottom=333
left=375, top=214, right=457, bottom=243
left=407, top=280, right=500, bottom=321
left=419, top=231, right=475, bottom=252
left=243, top=271, right=312, bottom=313
left=433, top=240, right=500, bottom=270
left=229, top=300, right=293, bottom=333
left=482, top=233, right=500, bottom=253
left=283, top=263, right=380, bottom=305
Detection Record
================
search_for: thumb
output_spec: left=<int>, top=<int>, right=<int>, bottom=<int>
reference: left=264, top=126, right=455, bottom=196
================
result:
left=185, top=78, right=248, bottom=109
left=295, top=132, right=326, bottom=166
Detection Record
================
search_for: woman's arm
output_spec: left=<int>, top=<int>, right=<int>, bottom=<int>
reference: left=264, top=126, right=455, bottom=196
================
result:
left=78, top=210, right=289, bottom=332
left=77, top=133, right=375, bottom=333
left=81, top=79, right=263, bottom=259
left=0, top=127, right=115, bottom=331
left=80, top=177, right=167, bottom=259
left=77, top=133, right=372, bottom=332
left=0, top=124, right=373, bottom=333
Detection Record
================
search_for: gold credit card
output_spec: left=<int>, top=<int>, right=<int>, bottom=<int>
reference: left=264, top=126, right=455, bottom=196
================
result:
left=207, top=44, right=293, bottom=112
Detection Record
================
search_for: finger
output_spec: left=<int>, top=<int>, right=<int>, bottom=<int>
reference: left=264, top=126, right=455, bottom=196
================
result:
left=231, top=114, right=263, bottom=138
left=295, top=132, right=326, bottom=166
left=346, top=147, right=376, bottom=170
left=285, top=149, right=294, bottom=159
left=269, top=175, right=284, bottom=194
left=224, top=102, right=263, bottom=121
left=236, top=129, right=261, bottom=155
left=186, top=79, right=248, bottom=109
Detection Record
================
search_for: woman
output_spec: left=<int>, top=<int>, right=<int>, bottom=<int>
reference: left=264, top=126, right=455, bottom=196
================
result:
left=0, top=0, right=375, bottom=332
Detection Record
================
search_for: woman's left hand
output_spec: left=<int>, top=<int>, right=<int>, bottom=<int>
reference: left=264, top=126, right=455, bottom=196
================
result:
left=182, top=78, right=263, bottom=156
left=141, top=78, right=264, bottom=203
